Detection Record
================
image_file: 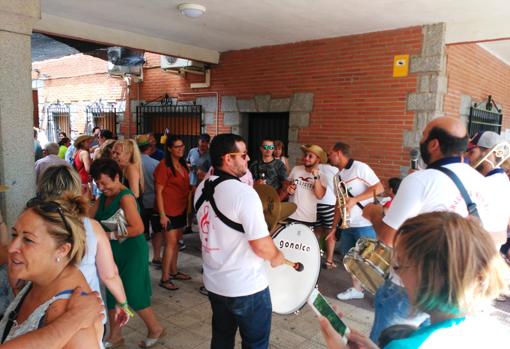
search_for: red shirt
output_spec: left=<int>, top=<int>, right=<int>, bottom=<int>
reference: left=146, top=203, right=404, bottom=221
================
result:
left=154, top=160, right=190, bottom=216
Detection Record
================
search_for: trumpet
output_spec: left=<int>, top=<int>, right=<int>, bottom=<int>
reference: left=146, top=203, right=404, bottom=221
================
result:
left=472, top=141, right=510, bottom=170
left=333, top=175, right=350, bottom=229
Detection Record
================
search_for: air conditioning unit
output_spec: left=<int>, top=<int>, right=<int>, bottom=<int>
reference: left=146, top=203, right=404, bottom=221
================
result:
left=107, top=47, right=145, bottom=77
left=160, top=55, right=206, bottom=74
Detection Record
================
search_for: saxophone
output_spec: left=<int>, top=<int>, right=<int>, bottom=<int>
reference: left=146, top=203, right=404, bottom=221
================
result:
left=333, top=175, right=350, bottom=229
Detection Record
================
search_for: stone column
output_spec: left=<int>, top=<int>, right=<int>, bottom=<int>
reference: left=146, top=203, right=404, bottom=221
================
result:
left=0, top=1, right=41, bottom=225
left=402, top=23, right=448, bottom=175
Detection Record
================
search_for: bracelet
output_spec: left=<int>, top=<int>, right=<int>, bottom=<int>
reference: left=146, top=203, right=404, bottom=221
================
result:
left=159, top=212, right=166, bottom=217
left=118, top=301, right=135, bottom=317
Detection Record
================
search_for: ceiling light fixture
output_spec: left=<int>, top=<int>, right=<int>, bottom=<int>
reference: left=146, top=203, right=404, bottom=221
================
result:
left=178, top=3, right=206, bottom=18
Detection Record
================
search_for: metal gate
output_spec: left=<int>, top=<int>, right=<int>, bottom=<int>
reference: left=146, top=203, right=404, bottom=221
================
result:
left=86, top=102, right=117, bottom=134
left=247, top=112, right=289, bottom=162
left=468, top=96, right=503, bottom=136
left=136, top=95, right=203, bottom=153
left=47, top=102, right=71, bottom=142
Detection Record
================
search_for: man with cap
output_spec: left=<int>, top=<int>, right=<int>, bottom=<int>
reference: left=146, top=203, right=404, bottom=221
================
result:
left=286, top=144, right=327, bottom=226
left=465, top=131, right=510, bottom=248
left=326, top=142, right=384, bottom=301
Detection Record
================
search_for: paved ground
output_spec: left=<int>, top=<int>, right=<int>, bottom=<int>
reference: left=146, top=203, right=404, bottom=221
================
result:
left=117, top=232, right=510, bottom=349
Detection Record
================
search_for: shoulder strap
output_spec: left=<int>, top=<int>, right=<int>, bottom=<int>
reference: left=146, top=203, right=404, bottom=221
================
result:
left=194, top=176, right=245, bottom=233
left=338, top=174, right=365, bottom=210
left=433, top=167, right=480, bottom=218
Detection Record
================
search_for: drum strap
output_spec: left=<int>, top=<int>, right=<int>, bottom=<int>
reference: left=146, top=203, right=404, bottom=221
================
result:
left=432, top=167, right=480, bottom=219
left=194, top=171, right=245, bottom=233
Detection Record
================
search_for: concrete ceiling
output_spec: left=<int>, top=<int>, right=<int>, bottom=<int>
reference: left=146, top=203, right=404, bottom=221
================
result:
left=36, top=0, right=510, bottom=63
left=479, top=40, right=510, bottom=66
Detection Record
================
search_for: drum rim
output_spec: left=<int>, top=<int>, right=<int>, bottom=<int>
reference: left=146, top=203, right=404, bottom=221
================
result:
left=268, top=223, right=321, bottom=315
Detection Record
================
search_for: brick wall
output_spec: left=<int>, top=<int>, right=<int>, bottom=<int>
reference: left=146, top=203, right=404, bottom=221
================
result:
left=444, top=44, right=510, bottom=131
left=135, top=26, right=423, bottom=180
left=33, top=54, right=126, bottom=137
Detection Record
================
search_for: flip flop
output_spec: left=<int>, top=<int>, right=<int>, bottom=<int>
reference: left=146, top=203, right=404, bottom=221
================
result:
left=170, top=271, right=191, bottom=281
left=159, top=280, right=179, bottom=291
left=104, top=338, right=125, bottom=348
left=139, top=329, right=167, bottom=348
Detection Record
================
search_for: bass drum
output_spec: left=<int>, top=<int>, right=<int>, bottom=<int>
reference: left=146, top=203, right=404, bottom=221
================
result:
left=266, top=224, right=321, bottom=314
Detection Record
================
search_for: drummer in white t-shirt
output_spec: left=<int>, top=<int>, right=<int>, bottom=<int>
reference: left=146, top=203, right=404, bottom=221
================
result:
left=362, top=116, right=507, bottom=344
left=286, top=144, right=327, bottom=226
left=194, top=133, right=284, bottom=349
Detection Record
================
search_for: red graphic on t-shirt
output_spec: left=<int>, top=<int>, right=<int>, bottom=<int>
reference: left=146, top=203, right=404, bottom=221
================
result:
left=299, top=176, right=312, bottom=182
left=200, top=206, right=210, bottom=241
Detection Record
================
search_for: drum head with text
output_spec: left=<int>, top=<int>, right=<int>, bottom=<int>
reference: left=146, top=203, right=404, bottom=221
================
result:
left=266, top=224, right=321, bottom=314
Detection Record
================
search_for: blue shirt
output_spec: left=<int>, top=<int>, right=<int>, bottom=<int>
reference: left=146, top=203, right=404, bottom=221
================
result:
left=186, top=147, right=211, bottom=186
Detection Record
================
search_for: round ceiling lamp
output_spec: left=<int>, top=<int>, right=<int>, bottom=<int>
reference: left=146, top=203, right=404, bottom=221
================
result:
left=178, top=3, right=206, bottom=18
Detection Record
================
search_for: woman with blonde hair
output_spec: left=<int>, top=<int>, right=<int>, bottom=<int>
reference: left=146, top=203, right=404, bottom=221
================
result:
left=0, top=194, right=102, bottom=347
left=111, top=139, right=145, bottom=205
left=37, top=165, right=131, bottom=339
left=320, top=211, right=510, bottom=348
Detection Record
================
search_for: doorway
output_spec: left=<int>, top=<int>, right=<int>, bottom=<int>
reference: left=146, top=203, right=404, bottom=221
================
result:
left=246, top=112, right=289, bottom=161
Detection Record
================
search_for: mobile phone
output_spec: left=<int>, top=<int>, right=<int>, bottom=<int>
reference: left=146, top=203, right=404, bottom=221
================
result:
left=308, top=289, right=349, bottom=343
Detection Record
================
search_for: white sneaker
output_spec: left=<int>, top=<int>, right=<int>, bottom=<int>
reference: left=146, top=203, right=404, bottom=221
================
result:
left=336, top=287, right=364, bottom=300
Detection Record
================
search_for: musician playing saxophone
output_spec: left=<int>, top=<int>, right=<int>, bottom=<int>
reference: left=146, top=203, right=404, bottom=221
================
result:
left=325, top=142, right=384, bottom=301
left=361, top=116, right=509, bottom=343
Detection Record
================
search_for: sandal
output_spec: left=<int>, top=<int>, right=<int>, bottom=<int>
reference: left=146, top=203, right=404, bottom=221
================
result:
left=159, top=280, right=179, bottom=291
left=323, top=260, right=337, bottom=270
left=139, top=329, right=167, bottom=348
left=170, top=271, right=192, bottom=281
left=104, top=338, right=125, bottom=348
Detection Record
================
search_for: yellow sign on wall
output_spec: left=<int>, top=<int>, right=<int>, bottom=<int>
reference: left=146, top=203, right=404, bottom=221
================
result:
left=393, top=54, right=409, bottom=77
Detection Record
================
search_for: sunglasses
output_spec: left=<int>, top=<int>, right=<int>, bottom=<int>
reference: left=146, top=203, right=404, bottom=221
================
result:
left=262, top=145, right=275, bottom=150
left=26, top=198, right=73, bottom=237
left=228, top=152, right=248, bottom=160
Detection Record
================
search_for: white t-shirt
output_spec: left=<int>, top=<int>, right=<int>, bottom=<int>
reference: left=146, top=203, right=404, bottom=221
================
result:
left=385, top=161, right=503, bottom=285
left=339, top=160, right=381, bottom=227
left=484, top=170, right=510, bottom=240
left=384, top=162, right=499, bottom=233
left=288, top=165, right=327, bottom=223
left=318, top=164, right=339, bottom=206
left=194, top=176, right=269, bottom=297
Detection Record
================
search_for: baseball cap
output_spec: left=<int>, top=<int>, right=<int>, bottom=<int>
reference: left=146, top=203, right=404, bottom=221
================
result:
left=467, top=131, right=502, bottom=151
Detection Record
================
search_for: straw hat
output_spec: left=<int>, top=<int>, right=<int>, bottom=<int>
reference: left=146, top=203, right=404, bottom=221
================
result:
left=74, top=135, right=95, bottom=148
left=300, top=144, right=327, bottom=164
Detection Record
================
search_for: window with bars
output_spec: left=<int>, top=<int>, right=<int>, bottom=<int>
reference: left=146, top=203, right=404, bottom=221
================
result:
left=47, top=103, right=71, bottom=142
left=468, top=96, right=503, bottom=136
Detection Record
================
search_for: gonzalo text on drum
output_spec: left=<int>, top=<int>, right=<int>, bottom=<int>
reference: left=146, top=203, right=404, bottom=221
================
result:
left=279, top=239, right=312, bottom=252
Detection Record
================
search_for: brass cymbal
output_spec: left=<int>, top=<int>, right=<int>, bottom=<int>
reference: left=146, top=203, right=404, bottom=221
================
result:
left=254, top=184, right=282, bottom=232
left=0, top=185, right=9, bottom=193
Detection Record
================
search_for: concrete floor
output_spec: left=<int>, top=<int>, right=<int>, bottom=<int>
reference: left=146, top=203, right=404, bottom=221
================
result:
left=116, top=232, right=510, bottom=349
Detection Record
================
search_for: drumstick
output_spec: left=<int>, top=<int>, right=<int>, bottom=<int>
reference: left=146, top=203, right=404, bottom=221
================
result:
left=284, top=259, right=304, bottom=272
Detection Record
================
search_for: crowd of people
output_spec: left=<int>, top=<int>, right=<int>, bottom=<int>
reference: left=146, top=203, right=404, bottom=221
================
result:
left=1, top=117, right=508, bottom=348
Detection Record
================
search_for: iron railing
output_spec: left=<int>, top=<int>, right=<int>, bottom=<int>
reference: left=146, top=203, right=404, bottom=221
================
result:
left=86, top=102, right=117, bottom=134
left=136, top=95, right=203, bottom=153
left=468, top=96, right=503, bottom=136
left=47, top=102, right=71, bottom=142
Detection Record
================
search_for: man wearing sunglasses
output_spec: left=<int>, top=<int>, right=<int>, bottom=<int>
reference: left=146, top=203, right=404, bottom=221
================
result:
left=249, top=139, right=287, bottom=191
left=194, top=133, right=284, bottom=349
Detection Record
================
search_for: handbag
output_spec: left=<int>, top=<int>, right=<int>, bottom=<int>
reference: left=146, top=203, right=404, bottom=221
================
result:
left=100, top=208, right=129, bottom=242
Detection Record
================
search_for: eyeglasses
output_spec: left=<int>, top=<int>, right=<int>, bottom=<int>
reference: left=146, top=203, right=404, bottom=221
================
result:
left=228, top=152, right=249, bottom=160
left=262, top=145, right=275, bottom=150
left=172, top=144, right=185, bottom=149
left=303, top=153, right=317, bottom=159
left=26, top=198, right=73, bottom=238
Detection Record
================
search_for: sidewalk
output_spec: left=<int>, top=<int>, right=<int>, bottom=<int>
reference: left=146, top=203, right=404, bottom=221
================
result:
left=119, top=233, right=510, bottom=348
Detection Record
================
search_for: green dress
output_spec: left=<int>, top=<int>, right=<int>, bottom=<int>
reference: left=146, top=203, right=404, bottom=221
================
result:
left=95, top=188, right=152, bottom=311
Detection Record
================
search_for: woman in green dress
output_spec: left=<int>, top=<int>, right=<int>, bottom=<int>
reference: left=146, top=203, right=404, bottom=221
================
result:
left=90, top=158, right=165, bottom=349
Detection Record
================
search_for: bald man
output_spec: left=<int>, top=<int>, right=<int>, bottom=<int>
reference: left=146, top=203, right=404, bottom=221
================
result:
left=362, top=116, right=508, bottom=343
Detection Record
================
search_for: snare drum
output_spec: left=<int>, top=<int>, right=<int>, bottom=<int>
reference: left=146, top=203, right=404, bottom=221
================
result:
left=343, top=238, right=392, bottom=295
left=265, top=224, right=321, bottom=314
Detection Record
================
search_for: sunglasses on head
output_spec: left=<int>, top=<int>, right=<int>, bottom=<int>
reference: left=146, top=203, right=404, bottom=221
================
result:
left=26, top=198, right=73, bottom=237
left=262, top=145, right=274, bottom=150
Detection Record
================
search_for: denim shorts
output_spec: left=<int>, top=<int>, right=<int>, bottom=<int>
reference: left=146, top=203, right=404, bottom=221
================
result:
left=338, top=226, right=376, bottom=255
